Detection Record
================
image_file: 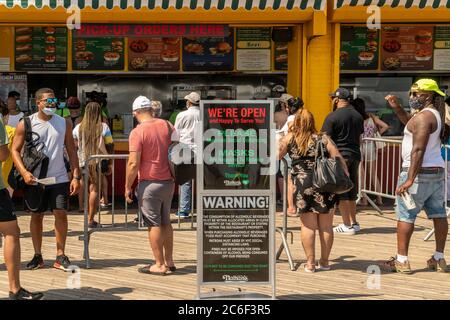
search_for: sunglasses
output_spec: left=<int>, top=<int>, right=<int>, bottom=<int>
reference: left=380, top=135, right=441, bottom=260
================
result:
left=40, top=97, right=58, bottom=104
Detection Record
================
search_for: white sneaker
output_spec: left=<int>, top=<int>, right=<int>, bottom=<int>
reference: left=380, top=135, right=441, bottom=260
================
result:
left=333, top=224, right=356, bottom=235
left=352, top=223, right=361, bottom=232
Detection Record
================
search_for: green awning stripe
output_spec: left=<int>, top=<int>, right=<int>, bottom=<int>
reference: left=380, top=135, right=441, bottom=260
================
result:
left=336, top=0, right=448, bottom=8
left=0, top=0, right=325, bottom=9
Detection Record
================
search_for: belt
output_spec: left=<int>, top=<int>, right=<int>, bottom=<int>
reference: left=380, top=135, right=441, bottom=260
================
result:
left=402, top=167, right=444, bottom=174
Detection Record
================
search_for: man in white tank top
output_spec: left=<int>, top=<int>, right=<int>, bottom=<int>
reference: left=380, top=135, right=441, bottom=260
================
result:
left=383, top=79, right=448, bottom=274
left=11, top=88, right=81, bottom=273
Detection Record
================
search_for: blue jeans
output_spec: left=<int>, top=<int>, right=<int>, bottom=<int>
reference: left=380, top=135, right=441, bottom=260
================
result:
left=396, top=170, right=447, bottom=224
left=179, top=180, right=192, bottom=213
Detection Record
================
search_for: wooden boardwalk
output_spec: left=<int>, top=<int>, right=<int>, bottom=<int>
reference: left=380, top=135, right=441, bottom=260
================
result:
left=1, top=207, right=449, bottom=300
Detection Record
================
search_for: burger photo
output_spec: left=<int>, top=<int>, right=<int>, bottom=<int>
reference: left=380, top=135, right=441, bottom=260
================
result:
left=415, top=31, right=432, bottom=44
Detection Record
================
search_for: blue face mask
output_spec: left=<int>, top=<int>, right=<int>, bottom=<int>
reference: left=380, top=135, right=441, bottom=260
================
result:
left=409, top=97, right=425, bottom=110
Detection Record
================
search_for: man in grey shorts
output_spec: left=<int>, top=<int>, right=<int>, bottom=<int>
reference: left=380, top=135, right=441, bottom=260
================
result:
left=125, top=96, right=176, bottom=276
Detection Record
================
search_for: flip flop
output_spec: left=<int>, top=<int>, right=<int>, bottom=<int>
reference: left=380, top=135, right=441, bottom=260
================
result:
left=166, top=265, right=177, bottom=272
left=138, top=265, right=169, bottom=276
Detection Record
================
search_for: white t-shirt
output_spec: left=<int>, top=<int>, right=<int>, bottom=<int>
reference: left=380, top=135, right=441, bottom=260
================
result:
left=73, top=123, right=113, bottom=167
left=280, top=114, right=296, bottom=135
left=174, top=106, right=201, bottom=151
left=6, top=112, right=24, bottom=128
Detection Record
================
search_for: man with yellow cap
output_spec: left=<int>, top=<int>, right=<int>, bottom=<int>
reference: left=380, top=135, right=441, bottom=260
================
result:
left=384, top=79, right=448, bottom=273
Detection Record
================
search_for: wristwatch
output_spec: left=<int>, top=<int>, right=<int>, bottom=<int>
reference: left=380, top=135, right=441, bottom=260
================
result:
left=73, top=176, right=81, bottom=181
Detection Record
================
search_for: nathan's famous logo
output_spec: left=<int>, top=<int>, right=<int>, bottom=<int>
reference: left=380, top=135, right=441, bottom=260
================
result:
left=222, top=275, right=249, bottom=282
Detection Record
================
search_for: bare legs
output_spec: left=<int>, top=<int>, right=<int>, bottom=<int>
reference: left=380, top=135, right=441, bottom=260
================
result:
left=300, top=211, right=334, bottom=270
left=147, top=223, right=174, bottom=273
left=338, top=200, right=357, bottom=227
left=0, top=220, right=21, bottom=293
left=30, top=211, right=67, bottom=257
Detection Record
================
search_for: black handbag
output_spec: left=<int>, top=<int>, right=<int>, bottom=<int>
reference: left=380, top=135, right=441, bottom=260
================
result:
left=312, top=137, right=353, bottom=195
left=8, top=117, right=49, bottom=190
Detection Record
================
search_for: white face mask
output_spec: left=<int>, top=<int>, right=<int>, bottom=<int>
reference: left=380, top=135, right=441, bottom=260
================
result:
left=43, top=107, right=56, bottom=116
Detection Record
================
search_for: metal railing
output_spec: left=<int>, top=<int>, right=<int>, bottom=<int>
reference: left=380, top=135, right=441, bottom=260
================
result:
left=424, top=144, right=450, bottom=241
left=359, top=137, right=450, bottom=241
left=358, top=137, right=402, bottom=214
left=82, top=154, right=130, bottom=269
left=276, top=158, right=295, bottom=271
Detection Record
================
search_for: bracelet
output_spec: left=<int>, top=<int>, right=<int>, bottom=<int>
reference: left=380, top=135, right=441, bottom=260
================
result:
left=73, top=176, right=81, bottom=181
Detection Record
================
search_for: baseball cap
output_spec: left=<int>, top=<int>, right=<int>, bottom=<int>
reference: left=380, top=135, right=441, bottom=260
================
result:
left=132, top=96, right=151, bottom=111
left=184, top=92, right=200, bottom=104
left=279, top=93, right=294, bottom=103
left=411, top=79, right=446, bottom=97
left=67, top=96, right=81, bottom=109
left=329, top=88, right=352, bottom=100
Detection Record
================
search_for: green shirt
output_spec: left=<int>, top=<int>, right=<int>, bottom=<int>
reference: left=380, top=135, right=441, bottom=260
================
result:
left=55, top=107, right=71, bottom=118
left=0, top=118, right=9, bottom=190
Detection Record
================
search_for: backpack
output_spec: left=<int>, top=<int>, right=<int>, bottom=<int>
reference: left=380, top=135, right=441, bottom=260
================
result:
left=8, top=117, right=49, bottom=190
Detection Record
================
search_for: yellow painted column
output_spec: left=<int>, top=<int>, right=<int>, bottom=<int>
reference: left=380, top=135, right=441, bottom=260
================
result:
left=287, top=25, right=302, bottom=97
left=304, top=23, right=339, bottom=129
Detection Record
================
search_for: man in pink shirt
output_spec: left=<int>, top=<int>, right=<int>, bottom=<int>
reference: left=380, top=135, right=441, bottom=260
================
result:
left=125, top=96, right=176, bottom=276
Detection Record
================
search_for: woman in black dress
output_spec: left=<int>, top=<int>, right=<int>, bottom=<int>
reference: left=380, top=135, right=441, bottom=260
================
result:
left=278, top=109, right=348, bottom=272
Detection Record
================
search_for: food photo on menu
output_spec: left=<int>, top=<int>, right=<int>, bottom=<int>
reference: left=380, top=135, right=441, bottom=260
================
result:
left=339, top=26, right=379, bottom=70
left=381, top=26, right=434, bottom=71
left=182, top=31, right=234, bottom=71
left=128, top=37, right=180, bottom=71
left=73, top=37, right=124, bottom=70
left=14, top=26, right=67, bottom=70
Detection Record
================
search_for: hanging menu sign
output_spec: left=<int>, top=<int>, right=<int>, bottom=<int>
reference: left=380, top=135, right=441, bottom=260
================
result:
left=14, top=26, right=67, bottom=71
left=182, top=29, right=234, bottom=71
left=381, top=26, right=434, bottom=71
left=72, top=37, right=124, bottom=70
left=273, top=42, right=288, bottom=71
left=202, top=195, right=270, bottom=283
left=236, top=28, right=271, bottom=71
left=434, top=26, right=450, bottom=70
left=340, top=26, right=379, bottom=70
left=128, top=38, right=180, bottom=71
left=202, top=101, right=271, bottom=190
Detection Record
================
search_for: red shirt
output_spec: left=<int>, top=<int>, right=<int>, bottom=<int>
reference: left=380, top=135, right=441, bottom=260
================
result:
left=129, top=119, right=173, bottom=181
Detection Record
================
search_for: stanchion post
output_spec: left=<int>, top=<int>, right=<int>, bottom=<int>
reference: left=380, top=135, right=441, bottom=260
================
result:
left=83, top=162, right=90, bottom=269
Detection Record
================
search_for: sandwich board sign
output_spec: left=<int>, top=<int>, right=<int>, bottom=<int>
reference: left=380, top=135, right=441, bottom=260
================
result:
left=197, top=100, right=276, bottom=299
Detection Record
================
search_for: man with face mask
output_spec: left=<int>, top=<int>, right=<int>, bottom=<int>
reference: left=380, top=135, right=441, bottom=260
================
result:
left=11, top=88, right=80, bottom=272
left=322, top=88, right=364, bottom=235
left=384, top=79, right=448, bottom=273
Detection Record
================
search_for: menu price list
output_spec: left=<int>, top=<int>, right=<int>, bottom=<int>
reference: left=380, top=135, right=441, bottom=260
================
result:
left=15, top=26, right=67, bottom=71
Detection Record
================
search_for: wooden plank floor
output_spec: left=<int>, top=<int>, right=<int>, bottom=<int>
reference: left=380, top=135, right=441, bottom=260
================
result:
left=1, top=206, right=449, bottom=300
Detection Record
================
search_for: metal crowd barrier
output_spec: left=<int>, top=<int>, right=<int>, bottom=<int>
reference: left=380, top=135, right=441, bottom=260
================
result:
left=358, top=137, right=402, bottom=214
left=359, top=137, right=450, bottom=241
left=424, top=144, right=450, bottom=241
left=276, top=158, right=295, bottom=271
left=82, top=154, right=130, bottom=269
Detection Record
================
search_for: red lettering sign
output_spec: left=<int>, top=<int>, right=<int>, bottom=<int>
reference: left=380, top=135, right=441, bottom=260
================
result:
left=75, top=24, right=228, bottom=38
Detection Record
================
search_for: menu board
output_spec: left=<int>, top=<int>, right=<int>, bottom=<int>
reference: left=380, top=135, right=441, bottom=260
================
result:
left=128, top=38, right=180, bottom=71
left=434, top=26, right=450, bottom=70
left=340, top=26, right=379, bottom=70
left=202, top=102, right=271, bottom=190
left=202, top=196, right=270, bottom=283
left=273, top=42, right=288, bottom=71
left=182, top=30, right=234, bottom=71
left=14, top=27, right=67, bottom=71
left=236, top=28, right=271, bottom=71
left=72, top=37, right=124, bottom=70
left=381, top=26, right=434, bottom=71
